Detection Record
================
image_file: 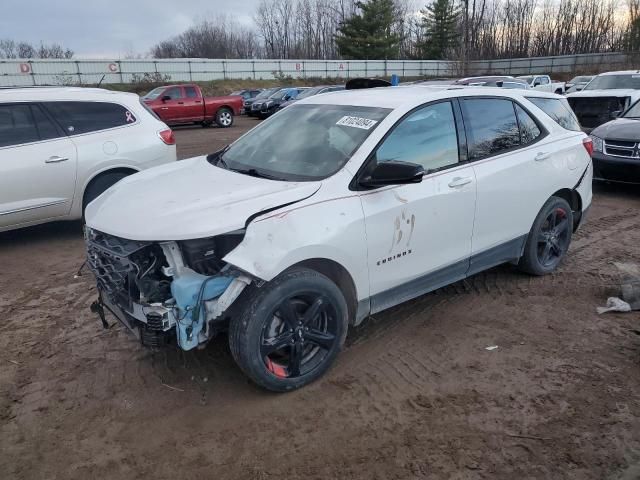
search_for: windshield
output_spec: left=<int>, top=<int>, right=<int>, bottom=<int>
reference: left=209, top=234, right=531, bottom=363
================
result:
left=570, top=76, right=592, bottom=84
left=295, top=87, right=324, bottom=99
left=216, top=104, right=391, bottom=181
left=584, top=75, right=640, bottom=90
left=142, top=87, right=165, bottom=100
left=270, top=89, right=295, bottom=100
left=623, top=100, right=640, bottom=118
left=255, top=88, right=279, bottom=99
left=518, top=76, right=534, bottom=84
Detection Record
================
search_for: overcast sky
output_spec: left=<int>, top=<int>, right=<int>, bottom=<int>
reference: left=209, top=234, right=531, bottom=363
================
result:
left=2, top=0, right=260, bottom=58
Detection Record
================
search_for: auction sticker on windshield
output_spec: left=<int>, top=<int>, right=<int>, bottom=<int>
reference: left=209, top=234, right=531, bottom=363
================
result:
left=336, top=116, right=378, bottom=130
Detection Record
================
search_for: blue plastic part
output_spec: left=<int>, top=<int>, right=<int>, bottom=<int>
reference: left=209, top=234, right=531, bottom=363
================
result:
left=170, top=271, right=233, bottom=351
left=391, top=74, right=400, bottom=86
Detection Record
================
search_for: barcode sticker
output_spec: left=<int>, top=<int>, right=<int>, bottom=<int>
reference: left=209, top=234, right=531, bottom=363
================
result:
left=336, top=116, right=378, bottom=130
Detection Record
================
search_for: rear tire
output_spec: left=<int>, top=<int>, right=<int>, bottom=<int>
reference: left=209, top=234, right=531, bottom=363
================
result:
left=215, top=108, right=233, bottom=128
left=83, top=172, right=130, bottom=213
left=518, top=196, right=573, bottom=276
left=229, top=268, right=348, bottom=392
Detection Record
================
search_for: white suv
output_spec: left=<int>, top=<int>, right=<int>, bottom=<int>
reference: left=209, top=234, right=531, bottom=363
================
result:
left=85, top=86, right=593, bottom=391
left=0, top=87, right=176, bottom=232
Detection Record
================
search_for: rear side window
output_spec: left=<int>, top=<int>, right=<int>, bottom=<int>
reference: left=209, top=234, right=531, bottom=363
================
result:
left=185, top=86, right=198, bottom=98
left=31, top=105, right=61, bottom=141
left=0, top=104, right=39, bottom=147
left=43, top=101, right=137, bottom=135
left=461, top=98, right=520, bottom=160
left=527, top=97, right=581, bottom=131
left=514, top=104, right=542, bottom=145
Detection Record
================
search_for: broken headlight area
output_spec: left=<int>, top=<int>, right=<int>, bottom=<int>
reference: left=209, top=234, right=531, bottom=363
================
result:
left=85, top=227, right=250, bottom=350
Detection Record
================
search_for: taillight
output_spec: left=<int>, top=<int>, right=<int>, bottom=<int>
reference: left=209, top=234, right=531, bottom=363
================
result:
left=158, top=129, right=175, bottom=145
left=582, top=137, right=593, bottom=157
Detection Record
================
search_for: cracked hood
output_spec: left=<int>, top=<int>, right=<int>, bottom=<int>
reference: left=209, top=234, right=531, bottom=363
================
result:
left=85, top=156, right=321, bottom=241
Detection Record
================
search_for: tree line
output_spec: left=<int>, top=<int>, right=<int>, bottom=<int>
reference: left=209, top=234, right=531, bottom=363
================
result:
left=2, top=0, right=638, bottom=61
left=0, top=39, right=73, bottom=59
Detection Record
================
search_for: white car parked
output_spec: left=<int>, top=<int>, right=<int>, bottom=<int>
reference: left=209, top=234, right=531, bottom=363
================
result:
left=0, top=87, right=177, bottom=232
left=517, top=75, right=565, bottom=94
left=85, top=86, right=593, bottom=391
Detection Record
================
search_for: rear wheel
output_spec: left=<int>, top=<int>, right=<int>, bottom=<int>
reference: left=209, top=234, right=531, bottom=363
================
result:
left=215, top=108, right=233, bottom=128
left=518, top=196, right=573, bottom=275
left=229, top=268, right=348, bottom=392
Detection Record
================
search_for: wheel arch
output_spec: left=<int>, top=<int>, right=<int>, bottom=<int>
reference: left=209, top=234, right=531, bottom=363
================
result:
left=284, top=258, right=359, bottom=325
left=82, top=167, right=139, bottom=207
left=550, top=187, right=582, bottom=231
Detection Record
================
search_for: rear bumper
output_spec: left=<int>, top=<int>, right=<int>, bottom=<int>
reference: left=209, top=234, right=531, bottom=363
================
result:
left=592, top=152, right=640, bottom=184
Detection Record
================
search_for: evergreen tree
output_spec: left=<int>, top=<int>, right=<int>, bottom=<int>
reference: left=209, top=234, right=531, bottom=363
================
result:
left=418, top=0, right=460, bottom=59
left=335, top=0, right=401, bottom=60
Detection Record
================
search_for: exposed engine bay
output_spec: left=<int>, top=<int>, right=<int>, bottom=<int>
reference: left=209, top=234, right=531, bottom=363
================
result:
left=568, top=96, right=630, bottom=130
left=85, top=227, right=251, bottom=349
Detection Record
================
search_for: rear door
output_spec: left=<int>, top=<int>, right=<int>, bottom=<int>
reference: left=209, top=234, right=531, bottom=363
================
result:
left=461, top=97, right=554, bottom=274
left=359, top=100, right=477, bottom=310
left=183, top=86, right=204, bottom=122
left=0, top=103, right=77, bottom=229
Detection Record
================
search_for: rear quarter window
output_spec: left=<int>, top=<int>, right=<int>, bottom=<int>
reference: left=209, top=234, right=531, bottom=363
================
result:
left=43, top=101, right=137, bottom=135
left=527, top=97, right=581, bottom=131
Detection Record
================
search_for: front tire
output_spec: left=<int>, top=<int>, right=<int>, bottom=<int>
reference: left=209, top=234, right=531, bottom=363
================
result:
left=518, top=196, right=573, bottom=275
left=215, top=108, right=233, bottom=128
left=229, top=268, right=348, bottom=392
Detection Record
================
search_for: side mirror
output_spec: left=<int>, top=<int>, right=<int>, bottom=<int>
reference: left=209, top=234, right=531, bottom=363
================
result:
left=610, top=110, right=622, bottom=119
left=161, top=95, right=171, bottom=102
left=533, top=80, right=541, bottom=87
left=360, top=161, right=424, bottom=188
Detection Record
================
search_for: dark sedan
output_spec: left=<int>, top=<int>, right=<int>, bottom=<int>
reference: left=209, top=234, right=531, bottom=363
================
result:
left=590, top=99, right=640, bottom=183
left=244, top=87, right=281, bottom=115
left=277, top=85, right=345, bottom=110
left=252, top=87, right=308, bottom=119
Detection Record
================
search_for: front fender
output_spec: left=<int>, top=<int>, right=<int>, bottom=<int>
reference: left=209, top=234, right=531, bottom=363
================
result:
left=223, top=194, right=370, bottom=301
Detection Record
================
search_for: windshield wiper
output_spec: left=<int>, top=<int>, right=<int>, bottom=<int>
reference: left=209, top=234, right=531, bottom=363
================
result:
left=207, top=145, right=230, bottom=169
left=229, top=168, right=284, bottom=181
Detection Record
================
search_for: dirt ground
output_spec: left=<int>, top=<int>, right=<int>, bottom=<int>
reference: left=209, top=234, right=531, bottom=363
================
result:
left=1, top=117, right=640, bottom=480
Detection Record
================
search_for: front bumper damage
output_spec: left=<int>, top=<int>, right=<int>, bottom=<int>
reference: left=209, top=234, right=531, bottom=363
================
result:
left=85, top=228, right=251, bottom=350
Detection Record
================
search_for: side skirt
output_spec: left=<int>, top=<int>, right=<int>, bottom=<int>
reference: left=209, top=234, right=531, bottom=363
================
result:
left=354, top=235, right=527, bottom=326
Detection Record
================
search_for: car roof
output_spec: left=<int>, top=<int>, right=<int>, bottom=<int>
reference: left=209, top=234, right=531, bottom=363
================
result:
left=597, top=70, right=640, bottom=76
left=0, top=86, right=139, bottom=102
left=301, top=85, right=560, bottom=110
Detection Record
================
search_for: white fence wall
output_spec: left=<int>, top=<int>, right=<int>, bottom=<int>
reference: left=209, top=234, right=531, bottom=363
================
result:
left=0, top=58, right=454, bottom=86
left=0, top=52, right=634, bottom=87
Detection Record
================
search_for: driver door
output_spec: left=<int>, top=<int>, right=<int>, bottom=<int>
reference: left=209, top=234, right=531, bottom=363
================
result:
left=157, top=87, right=187, bottom=123
left=358, top=100, right=477, bottom=312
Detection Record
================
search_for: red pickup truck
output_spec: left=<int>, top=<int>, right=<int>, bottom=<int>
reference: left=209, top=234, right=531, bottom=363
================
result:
left=142, top=84, right=243, bottom=128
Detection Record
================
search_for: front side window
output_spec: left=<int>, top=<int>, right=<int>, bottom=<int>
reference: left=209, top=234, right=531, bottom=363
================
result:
left=163, top=87, right=182, bottom=100
left=0, top=104, right=39, bottom=147
left=461, top=98, right=520, bottom=160
left=44, top=101, right=137, bottom=135
left=217, top=104, right=390, bottom=181
left=374, top=101, right=459, bottom=172
left=539, top=77, right=550, bottom=85
left=527, top=97, right=581, bottom=132
left=515, top=104, right=542, bottom=145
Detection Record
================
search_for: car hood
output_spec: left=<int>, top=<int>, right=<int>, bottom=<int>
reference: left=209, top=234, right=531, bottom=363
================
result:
left=566, top=89, right=640, bottom=99
left=591, top=117, right=640, bottom=141
left=85, top=156, right=321, bottom=241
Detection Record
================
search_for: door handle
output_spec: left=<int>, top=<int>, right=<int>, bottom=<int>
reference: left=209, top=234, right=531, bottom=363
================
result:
left=448, top=176, right=473, bottom=188
left=177, top=102, right=184, bottom=105
left=535, top=152, right=551, bottom=162
left=45, top=156, right=69, bottom=164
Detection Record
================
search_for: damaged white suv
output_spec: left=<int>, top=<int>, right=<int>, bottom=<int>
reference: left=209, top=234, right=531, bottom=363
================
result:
left=85, top=86, right=593, bottom=391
